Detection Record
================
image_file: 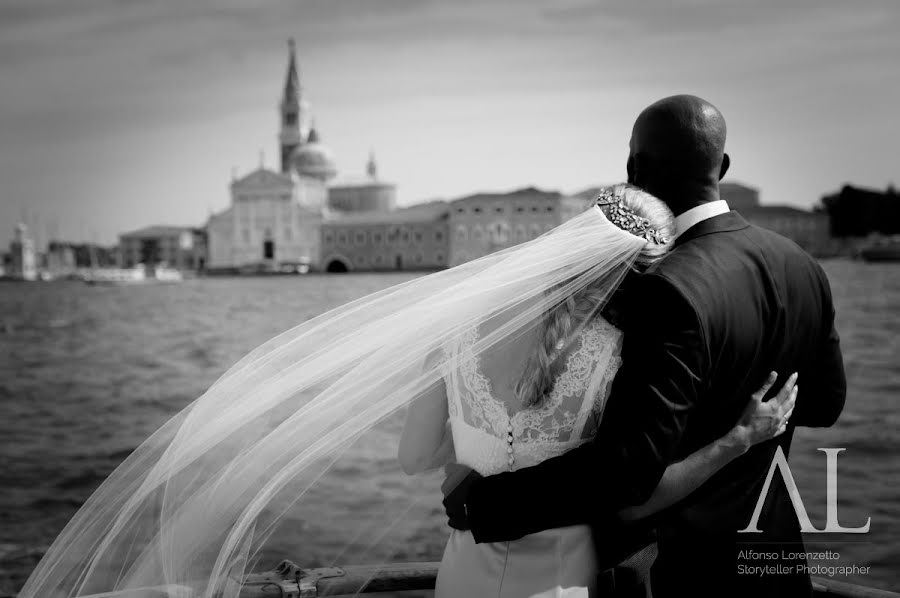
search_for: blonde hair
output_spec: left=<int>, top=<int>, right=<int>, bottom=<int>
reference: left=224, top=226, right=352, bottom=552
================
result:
left=514, top=184, right=673, bottom=408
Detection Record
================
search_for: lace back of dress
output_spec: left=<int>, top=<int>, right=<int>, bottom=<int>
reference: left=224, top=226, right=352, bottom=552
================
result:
left=444, top=317, right=624, bottom=474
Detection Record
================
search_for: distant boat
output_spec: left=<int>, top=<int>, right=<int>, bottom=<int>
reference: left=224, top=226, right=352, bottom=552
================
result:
left=235, top=261, right=311, bottom=275
left=81, top=264, right=183, bottom=285
left=860, top=238, right=900, bottom=262
left=280, top=262, right=310, bottom=274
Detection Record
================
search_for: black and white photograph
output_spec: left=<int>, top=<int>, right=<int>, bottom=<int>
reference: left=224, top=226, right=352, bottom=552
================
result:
left=1, top=1, right=898, bottom=597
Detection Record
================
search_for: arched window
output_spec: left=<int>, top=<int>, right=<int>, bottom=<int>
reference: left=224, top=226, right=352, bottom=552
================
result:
left=514, top=224, right=527, bottom=243
left=455, top=225, right=468, bottom=242
left=488, top=221, right=510, bottom=245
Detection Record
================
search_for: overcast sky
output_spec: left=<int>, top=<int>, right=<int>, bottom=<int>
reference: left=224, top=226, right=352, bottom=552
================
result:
left=1, top=0, right=898, bottom=247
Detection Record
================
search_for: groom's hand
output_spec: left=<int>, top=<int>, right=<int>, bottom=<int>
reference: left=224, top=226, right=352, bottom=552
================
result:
left=441, top=463, right=482, bottom=531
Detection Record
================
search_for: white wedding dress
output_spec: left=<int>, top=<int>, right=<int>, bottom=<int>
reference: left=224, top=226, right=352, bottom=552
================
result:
left=435, top=315, right=625, bottom=598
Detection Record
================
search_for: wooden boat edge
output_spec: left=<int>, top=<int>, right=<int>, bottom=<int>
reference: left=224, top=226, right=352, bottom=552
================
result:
left=2, top=560, right=895, bottom=597
left=234, top=560, right=898, bottom=598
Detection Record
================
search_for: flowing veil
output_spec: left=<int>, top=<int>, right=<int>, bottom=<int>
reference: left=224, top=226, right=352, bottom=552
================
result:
left=19, top=200, right=648, bottom=598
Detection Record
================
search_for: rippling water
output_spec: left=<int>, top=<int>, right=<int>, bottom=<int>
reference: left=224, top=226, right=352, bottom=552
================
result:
left=0, top=262, right=898, bottom=593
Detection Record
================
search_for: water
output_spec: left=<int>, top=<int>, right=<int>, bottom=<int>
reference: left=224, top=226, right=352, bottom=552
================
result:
left=0, top=262, right=898, bottom=593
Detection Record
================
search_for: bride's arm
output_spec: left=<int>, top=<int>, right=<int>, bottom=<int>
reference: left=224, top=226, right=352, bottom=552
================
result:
left=398, top=365, right=454, bottom=475
left=619, top=371, right=797, bottom=522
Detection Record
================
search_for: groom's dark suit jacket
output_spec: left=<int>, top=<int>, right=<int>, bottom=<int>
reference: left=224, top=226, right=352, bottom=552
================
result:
left=465, top=211, right=846, bottom=597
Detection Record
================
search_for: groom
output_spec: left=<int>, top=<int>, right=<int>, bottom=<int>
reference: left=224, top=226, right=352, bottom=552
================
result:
left=443, top=95, right=846, bottom=597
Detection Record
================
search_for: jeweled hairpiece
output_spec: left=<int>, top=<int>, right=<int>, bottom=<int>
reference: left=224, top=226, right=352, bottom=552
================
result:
left=595, top=189, right=669, bottom=245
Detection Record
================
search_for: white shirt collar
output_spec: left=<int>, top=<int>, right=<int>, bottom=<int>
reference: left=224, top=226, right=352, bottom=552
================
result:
left=673, top=200, right=730, bottom=240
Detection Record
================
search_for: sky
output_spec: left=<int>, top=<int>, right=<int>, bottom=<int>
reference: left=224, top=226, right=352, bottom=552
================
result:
left=1, top=0, right=898, bottom=248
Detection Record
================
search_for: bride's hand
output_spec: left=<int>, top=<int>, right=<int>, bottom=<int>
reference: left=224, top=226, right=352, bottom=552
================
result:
left=726, top=371, right=798, bottom=453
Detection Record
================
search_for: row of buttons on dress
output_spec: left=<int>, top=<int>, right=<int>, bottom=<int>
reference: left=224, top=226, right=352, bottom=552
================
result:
left=506, top=420, right=514, bottom=471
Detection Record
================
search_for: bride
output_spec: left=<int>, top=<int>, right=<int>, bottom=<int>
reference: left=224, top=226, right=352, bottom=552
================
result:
left=398, top=184, right=797, bottom=597
left=17, top=184, right=795, bottom=598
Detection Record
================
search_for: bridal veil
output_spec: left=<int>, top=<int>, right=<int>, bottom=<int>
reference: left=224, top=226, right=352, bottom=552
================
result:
left=19, top=198, right=647, bottom=598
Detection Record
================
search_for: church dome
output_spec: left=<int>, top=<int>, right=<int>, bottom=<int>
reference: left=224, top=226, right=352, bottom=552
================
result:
left=291, top=125, right=337, bottom=182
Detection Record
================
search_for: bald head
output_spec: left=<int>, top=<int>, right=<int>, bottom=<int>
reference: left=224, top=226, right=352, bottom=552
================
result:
left=627, top=95, right=729, bottom=213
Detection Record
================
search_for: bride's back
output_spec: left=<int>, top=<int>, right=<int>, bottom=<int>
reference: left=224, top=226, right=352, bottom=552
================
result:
left=443, top=315, right=624, bottom=476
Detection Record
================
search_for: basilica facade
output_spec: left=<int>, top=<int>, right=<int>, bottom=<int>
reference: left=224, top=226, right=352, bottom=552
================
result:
left=207, top=39, right=376, bottom=272
left=206, top=168, right=324, bottom=272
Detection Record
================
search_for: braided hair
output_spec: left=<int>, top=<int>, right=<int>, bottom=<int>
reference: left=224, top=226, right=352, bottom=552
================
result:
left=513, top=184, right=673, bottom=408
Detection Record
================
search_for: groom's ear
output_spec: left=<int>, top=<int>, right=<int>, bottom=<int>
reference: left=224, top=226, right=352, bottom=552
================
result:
left=719, top=153, right=730, bottom=180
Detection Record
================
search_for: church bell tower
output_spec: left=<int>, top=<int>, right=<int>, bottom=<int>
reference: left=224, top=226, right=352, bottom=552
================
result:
left=279, top=38, right=308, bottom=173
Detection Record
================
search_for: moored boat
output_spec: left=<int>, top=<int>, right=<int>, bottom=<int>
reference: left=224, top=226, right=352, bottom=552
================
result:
left=860, top=245, right=900, bottom=262
left=859, top=237, right=900, bottom=262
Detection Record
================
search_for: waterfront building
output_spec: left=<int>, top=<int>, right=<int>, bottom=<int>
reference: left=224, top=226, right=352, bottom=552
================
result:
left=320, top=150, right=430, bottom=272
left=742, top=205, right=831, bottom=253
left=119, top=226, right=199, bottom=270
left=720, top=181, right=831, bottom=254
left=6, top=223, right=37, bottom=281
left=821, top=184, right=900, bottom=237
left=188, top=228, right=208, bottom=271
left=321, top=201, right=449, bottom=272
left=447, top=187, right=585, bottom=267
left=719, top=182, right=762, bottom=213
left=319, top=185, right=595, bottom=272
left=60, top=243, right=118, bottom=268
left=45, top=241, right=77, bottom=275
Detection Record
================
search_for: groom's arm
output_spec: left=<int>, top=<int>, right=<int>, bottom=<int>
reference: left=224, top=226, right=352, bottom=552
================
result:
left=788, top=262, right=846, bottom=428
left=462, top=273, right=708, bottom=543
